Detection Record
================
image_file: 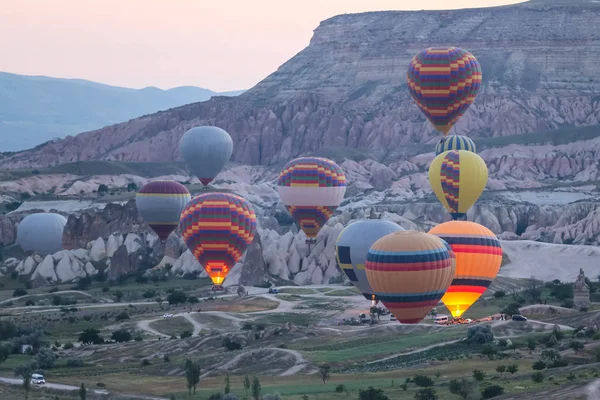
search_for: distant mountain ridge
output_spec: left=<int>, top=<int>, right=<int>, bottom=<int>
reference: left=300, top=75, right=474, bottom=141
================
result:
left=0, top=71, right=244, bottom=151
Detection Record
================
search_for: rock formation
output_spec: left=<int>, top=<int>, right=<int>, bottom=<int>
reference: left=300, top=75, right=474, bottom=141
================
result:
left=573, top=268, right=591, bottom=309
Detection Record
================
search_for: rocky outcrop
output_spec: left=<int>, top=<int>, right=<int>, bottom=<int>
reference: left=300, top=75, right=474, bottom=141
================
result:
left=2, top=2, right=600, bottom=169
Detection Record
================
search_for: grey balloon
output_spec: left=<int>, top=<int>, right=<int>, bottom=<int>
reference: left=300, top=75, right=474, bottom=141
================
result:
left=335, top=220, right=404, bottom=300
left=17, top=213, right=67, bottom=256
left=179, top=126, right=233, bottom=185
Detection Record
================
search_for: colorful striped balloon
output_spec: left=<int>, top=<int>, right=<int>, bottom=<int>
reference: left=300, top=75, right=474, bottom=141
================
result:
left=435, top=135, right=476, bottom=156
left=277, top=157, right=346, bottom=243
left=180, top=192, right=256, bottom=286
left=407, top=47, right=482, bottom=135
left=336, top=220, right=404, bottom=303
left=428, top=221, right=503, bottom=318
left=136, top=181, right=191, bottom=241
left=428, top=150, right=488, bottom=220
left=365, top=231, right=456, bottom=324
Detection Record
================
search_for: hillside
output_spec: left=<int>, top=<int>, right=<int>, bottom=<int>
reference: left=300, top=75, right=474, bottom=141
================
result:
left=0, top=71, right=244, bottom=152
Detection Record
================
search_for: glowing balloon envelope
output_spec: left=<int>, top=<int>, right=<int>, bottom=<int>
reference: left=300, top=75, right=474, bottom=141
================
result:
left=428, top=221, right=502, bottom=318
left=407, top=47, right=482, bottom=135
left=365, top=231, right=456, bottom=324
left=277, top=157, right=346, bottom=244
left=136, top=180, right=191, bottom=241
left=179, top=126, right=233, bottom=186
left=180, top=192, right=256, bottom=287
left=17, top=213, right=67, bottom=256
left=336, top=220, right=404, bottom=303
left=428, top=150, right=488, bottom=220
left=435, top=135, right=476, bottom=156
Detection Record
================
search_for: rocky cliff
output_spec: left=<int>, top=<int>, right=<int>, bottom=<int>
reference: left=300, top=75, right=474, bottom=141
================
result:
left=2, top=1, right=600, bottom=169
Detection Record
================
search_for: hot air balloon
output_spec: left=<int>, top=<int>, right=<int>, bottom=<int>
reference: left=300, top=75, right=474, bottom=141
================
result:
left=277, top=157, right=346, bottom=244
left=179, top=126, right=233, bottom=186
left=428, top=150, right=488, bottom=220
left=428, top=221, right=502, bottom=318
left=136, top=181, right=191, bottom=241
left=407, top=47, right=482, bottom=136
left=365, top=231, right=456, bottom=324
left=180, top=192, right=256, bottom=290
left=17, top=213, right=67, bottom=256
left=336, top=220, right=404, bottom=305
left=435, top=135, right=476, bottom=156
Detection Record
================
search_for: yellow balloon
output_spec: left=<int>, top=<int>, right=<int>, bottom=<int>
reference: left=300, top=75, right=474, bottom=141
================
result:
left=428, top=150, right=488, bottom=220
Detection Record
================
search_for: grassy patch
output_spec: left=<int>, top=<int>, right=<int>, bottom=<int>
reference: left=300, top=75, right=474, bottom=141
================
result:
left=252, top=313, right=318, bottom=327
left=149, top=316, right=194, bottom=337
left=0, top=354, right=34, bottom=371
left=325, top=289, right=356, bottom=297
left=317, top=288, right=333, bottom=293
left=278, top=288, right=316, bottom=295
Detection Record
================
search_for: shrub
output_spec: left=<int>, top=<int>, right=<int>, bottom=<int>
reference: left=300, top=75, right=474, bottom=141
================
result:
left=111, top=329, right=132, bottom=342
left=494, top=290, right=506, bottom=298
left=358, top=386, right=389, bottom=400
left=481, top=384, right=504, bottom=399
left=400, top=383, right=408, bottom=391
left=180, top=330, right=192, bottom=339
left=167, top=290, right=187, bottom=305
left=570, top=340, right=584, bottom=352
left=496, top=365, right=506, bottom=375
left=222, top=337, right=242, bottom=351
left=532, top=372, right=544, bottom=383
left=466, top=325, right=494, bottom=344
left=498, top=339, right=508, bottom=347
left=187, top=296, right=200, bottom=304
left=66, top=358, right=84, bottom=368
left=413, top=375, right=434, bottom=387
left=473, top=370, right=486, bottom=381
left=96, top=382, right=105, bottom=387
left=163, top=354, right=170, bottom=362
left=63, top=342, right=74, bottom=350
left=25, top=300, right=35, bottom=306
left=142, top=289, right=156, bottom=298
left=414, top=388, right=438, bottom=400
left=141, top=359, right=151, bottom=366
left=567, top=372, right=576, bottom=381
left=13, top=288, right=28, bottom=297
left=335, top=384, right=346, bottom=392
left=506, top=364, right=518, bottom=375
left=532, top=360, right=547, bottom=370
left=36, top=347, right=56, bottom=369
left=102, top=287, right=110, bottom=293
left=527, top=337, right=536, bottom=350
left=115, top=311, right=130, bottom=321
left=134, top=335, right=143, bottom=342
left=241, top=322, right=253, bottom=330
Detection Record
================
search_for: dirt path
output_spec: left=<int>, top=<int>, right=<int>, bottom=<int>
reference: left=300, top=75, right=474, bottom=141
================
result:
left=136, top=318, right=170, bottom=338
left=0, top=290, right=94, bottom=305
left=182, top=313, right=203, bottom=336
left=0, top=376, right=168, bottom=400
left=202, top=347, right=309, bottom=378
left=366, top=339, right=463, bottom=364
left=585, top=378, right=600, bottom=399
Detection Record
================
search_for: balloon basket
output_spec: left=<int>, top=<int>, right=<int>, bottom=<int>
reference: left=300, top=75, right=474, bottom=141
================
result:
left=305, top=238, right=317, bottom=245
left=212, top=285, right=224, bottom=292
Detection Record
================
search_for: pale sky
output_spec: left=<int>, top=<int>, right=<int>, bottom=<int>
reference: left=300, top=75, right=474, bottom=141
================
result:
left=0, top=0, right=523, bottom=92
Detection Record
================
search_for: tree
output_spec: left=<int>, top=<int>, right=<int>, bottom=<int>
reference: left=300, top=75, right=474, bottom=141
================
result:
left=414, top=388, right=438, bottom=400
left=181, top=330, right=192, bottom=339
left=79, top=383, right=87, bottom=400
left=527, top=337, right=536, bottom=351
left=506, top=364, right=518, bottom=375
left=115, top=311, right=130, bottom=321
left=224, top=372, right=231, bottom=394
left=481, top=345, right=497, bottom=360
left=494, top=290, right=506, bottom=298
left=13, top=288, right=28, bottom=297
left=167, top=290, right=187, bottom=305
left=0, top=345, right=10, bottom=364
left=532, top=360, right=547, bottom=370
left=126, top=182, right=138, bottom=192
left=532, top=372, right=544, bottom=383
left=525, top=276, right=542, bottom=302
left=466, top=325, right=494, bottom=344
left=184, top=359, right=201, bottom=395
left=15, top=363, right=34, bottom=400
left=358, top=386, right=389, bottom=400
left=244, top=375, right=251, bottom=398
left=318, top=363, right=331, bottom=384
left=35, top=347, right=56, bottom=369
left=472, top=369, right=486, bottom=381
left=111, top=329, right=132, bottom=343
left=502, top=302, right=521, bottom=316
left=448, top=378, right=473, bottom=399
left=98, top=184, right=109, bottom=194
left=496, top=365, right=506, bottom=376
left=251, top=376, right=261, bottom=400
left=78, top=328, right=104, bottom=345
left=570, top=340, right=584, bottom=352
left=114, top=290, right=124, bottom=302
left=481, top=385, right=504, bottom=399
left=413, top=375, right=434, bottom=387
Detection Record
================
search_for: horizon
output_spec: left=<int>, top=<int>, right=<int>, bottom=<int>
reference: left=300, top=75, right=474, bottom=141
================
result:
left=1, top=0, right=523, bottom=92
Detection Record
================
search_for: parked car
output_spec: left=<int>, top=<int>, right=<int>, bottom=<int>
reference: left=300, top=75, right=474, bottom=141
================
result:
left=512, top=314, right=528, bottom=322
left=31, top=374, right=45, bottom=385
left=268, top=288, right=280, bottom=294
left=390, top=315, right=397, bottom=321
left=434, top=315, right=450, bottom=324
left=162, top=313, right=174, bottom=319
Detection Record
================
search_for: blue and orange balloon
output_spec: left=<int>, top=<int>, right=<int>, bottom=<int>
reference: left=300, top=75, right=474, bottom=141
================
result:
left=365, top=231, right=456, bottom=324
left=180, top=192, right=256, bottom=287
left=407, top=47, right=482, bottom=135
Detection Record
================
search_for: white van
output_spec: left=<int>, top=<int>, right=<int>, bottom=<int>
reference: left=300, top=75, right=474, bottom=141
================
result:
left=31, top=374, right=45, bottom=384
left=434, top=315, right=449, bottom=324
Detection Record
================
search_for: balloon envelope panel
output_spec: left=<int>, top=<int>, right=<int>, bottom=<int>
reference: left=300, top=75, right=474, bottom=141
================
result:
left=180, top=192, right=256, bottom=285
left=136, top=181, right=191, bottom=240
left=17, top=213, right=67, bottom=256
left=435, top=135, right=476, bottom=156
left=428, top=150, right=488, bottom=219
left=179, top=126, right=233, bottom=186
left=428, top=221, right=502, bottom=318
left=336, top=220, right=404, bottom=300
left=407, top=47, right=482, bottom=135
left=365, top=231, right=455, bottom=324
